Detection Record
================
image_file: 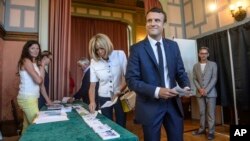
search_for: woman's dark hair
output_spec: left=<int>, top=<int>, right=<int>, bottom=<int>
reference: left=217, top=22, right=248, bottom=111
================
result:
left=17, top=40, right=41, bottom=71
left=41, top=50, right=52, bottom=58
left=40, top=50, right=52, bottom=63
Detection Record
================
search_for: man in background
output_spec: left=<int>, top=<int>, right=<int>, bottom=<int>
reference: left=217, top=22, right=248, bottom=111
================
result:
left=192, top=47, right=218, bottom=140
left=68, top=57, right=98, bottom=107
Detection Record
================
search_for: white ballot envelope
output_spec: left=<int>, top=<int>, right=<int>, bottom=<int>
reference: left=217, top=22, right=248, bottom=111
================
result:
left=62, top=97, right=71, bottom=103
left=174, top=86, right=194, bottom=96
left=100, top=97, right=118, bottom=108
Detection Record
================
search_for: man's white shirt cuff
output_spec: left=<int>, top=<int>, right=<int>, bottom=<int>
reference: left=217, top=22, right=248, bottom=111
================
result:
left=154, top=87, right=160, bottom=98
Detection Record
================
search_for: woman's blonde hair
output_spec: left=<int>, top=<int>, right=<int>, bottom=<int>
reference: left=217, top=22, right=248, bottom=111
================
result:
left=89, top=33, right=113, bottom=61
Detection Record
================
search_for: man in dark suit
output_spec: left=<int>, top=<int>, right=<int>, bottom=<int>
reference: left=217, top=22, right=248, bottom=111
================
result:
left=125, top=7, right=190, bottom=141
left=68, top=58, right=98, bottom=106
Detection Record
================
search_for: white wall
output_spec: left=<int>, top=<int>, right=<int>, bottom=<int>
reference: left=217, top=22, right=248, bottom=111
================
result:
left=174, top=38, right=198, bottom=90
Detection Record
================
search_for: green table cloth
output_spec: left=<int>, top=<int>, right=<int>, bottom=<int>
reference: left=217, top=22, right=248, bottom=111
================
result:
left=19, top=102, right=138, bottom=141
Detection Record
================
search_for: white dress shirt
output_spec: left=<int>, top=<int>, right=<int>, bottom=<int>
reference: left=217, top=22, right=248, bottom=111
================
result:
left=148, top=35, right=170, bottom=98
left=90, top=50, right=127, bottom=98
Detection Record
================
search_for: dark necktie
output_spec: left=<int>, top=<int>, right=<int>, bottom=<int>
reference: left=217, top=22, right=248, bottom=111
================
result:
left=156, top=42, right=165, bottom=87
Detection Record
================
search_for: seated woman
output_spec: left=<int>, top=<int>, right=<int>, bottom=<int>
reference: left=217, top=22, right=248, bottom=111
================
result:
left=17, top=40, right=52, bottom=134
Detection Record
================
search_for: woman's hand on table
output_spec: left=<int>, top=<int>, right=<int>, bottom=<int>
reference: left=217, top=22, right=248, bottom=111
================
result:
left=46, top=99, right=53, bottom=106
left=89, top=102, right=96, bottom=113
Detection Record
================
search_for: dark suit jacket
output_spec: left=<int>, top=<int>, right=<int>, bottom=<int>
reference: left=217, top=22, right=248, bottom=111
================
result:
left=38, top=71, right=49, bottom=109
left=125, top=37, right=190, bottom=125
left=73, top=68, right=98, bottom=105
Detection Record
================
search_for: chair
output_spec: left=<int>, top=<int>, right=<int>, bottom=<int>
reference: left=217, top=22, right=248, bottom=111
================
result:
left=11, top=99, right=23, bottom=135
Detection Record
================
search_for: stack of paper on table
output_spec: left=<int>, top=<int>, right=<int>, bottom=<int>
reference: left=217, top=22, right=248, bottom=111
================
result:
left=97, top=129, right=120, bottom=140
left=83, top=116, right=120, bottom=140
left=47, top=104, right=63, bottom=110
left=47, top=104, right=72, bottom=112
left=74, top=105, right=90, bottom=116
left=61, top=104, right=72, bottom=112
left=33, top=110, right=68, bottom=124
left=75, top=106, right=120, bottom=140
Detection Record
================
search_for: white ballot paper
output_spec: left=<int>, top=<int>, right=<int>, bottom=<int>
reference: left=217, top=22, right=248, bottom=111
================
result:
left=74, top=105, right=90, bottom=116
left=47, top=104, right=63, bottom=110
left=174, top=86, right=194, bottom=96
left=92, top=124, right=111, bottom=133
left=100, top=97, right=118, bottom=108
left=97, top=129, right=120, bottom=140
left=82, top=111, right=98, bottom=121
left=33, top=110, right=68, bottom=124
left=62, top=97, right=71, bottom=103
